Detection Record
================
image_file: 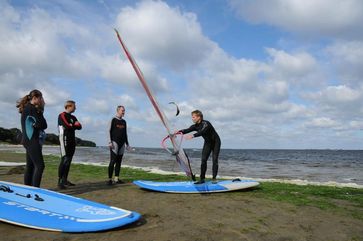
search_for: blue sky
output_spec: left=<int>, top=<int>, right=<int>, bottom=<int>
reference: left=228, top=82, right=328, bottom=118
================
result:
left=1, top=0, right=363, bottom=149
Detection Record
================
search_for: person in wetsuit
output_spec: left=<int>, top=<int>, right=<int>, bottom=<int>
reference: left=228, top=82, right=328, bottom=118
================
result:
left=107, top=105, right=130, bottom=185
left=58, top=100, right=82, bottom=189
left=16, top=89, right=47, bottom=187
left=180, top=110, right=221, bottom=184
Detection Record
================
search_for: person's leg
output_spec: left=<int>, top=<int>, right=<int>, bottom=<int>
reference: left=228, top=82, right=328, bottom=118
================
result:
left=63, top=143, right=76, bottom=185
left=24, top=150, right=34, bottom=186
left=27, top=142, right=45, bottom=187
left=212, top=138, right=221, bottom=182
left=114, top=154, right=124, bottom=183
left=108, top=149, right=117, bottom=185
left=58, top=156, right=66, bottom=187
left=63, top=156, right=74, bottom=185
left=58, top=131, right=67, bottom=188
left=195, top=142, right=212, bottom=184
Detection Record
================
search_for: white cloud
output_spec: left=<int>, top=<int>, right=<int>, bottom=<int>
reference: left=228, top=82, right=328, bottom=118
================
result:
left=325, top=41, right=363, bottom=85
left=115, top=0, right=214, bottom=70
left=305, top=117, right=339, bottom=129
left=97, top=53, right=169, bottom=93
left=306, top=85, right=362, bottom=106
left=229, top=0, right=363, bottom=39
left=0, top=0, right=361, bottom=149
left=265, top=48, right=319, bottom=81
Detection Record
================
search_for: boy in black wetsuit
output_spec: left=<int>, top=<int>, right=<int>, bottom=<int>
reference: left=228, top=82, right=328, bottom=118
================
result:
left=58, top=100, right=82, bottom=189
left=180, top=110, right=221, bottom=184
left=107, top=105, right=130, bottom=185
left=16, top=89, right=47, bottom=187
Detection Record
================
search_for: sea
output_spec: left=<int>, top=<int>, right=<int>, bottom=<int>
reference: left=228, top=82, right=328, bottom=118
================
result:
left=1, top=145, right=362, bottom=188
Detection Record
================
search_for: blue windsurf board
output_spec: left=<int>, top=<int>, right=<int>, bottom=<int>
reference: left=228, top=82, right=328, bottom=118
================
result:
left=133, top=179, right=259, bottom=193
left=0, top=181, right=141, bottom=232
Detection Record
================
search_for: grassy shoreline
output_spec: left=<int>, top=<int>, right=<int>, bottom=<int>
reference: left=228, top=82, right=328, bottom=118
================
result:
left=1, top=150, right=362, bottom=221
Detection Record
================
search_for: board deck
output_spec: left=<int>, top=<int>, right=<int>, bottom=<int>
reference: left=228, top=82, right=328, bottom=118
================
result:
left=133, top=179, right=260, bottom=193
left=0, top=181, right=141, bottom=232
left=0, top=162, right=25, bottom=167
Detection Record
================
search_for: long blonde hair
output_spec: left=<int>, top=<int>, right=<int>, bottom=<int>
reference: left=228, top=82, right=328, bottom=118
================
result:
left=16, top=89, right=43, bottom=113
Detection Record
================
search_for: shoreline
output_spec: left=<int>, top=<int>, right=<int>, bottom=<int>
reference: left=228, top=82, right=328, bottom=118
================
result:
left=73, top=161, right=363, bottom=189
left=1, top=150, right=362, bottom=241
left=1, top=143, right=363, bottom=151
left=0, top=145, right=362, bottom=189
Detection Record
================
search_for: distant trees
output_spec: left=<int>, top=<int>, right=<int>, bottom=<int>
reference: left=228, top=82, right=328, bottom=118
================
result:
left=0, top=127, right=96, bottom=147
left=0, top=127, right=22, bottom=144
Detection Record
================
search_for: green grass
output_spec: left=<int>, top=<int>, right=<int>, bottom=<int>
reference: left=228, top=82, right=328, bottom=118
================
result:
left=43, top=156, right=190, bottom=183
left=1, top=151, right=362, bottom=220
left=252, top=182, right=363, bottom=207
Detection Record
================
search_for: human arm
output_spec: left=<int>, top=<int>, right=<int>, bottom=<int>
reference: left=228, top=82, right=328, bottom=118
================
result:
left=179, top=124, right=196, bottom=135
left=72, top=116, right=82, bottom=130
left=58, top=112, right=74, bottom=130
left=192, top=121, right=210, bottom=138
left=125, top=121, right=129, bottom=147
left=108, top=119, right=113, bottom=148
left=31, top=105, right=47, bottom=130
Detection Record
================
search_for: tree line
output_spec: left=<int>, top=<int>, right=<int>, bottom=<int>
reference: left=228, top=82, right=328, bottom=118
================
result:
left=0, top=127, right=96, bottom=147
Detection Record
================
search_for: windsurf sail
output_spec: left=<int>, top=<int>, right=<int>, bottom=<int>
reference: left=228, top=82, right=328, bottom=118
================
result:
left=114, top=29, right=195, bottom=180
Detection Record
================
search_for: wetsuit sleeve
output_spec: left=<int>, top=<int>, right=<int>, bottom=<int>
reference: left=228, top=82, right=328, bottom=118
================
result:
left=108, top=118, right=113, bottom=143
left=125, top=121, right=129, bottom=146
left=180, top=125, right=196, bottom=134
left=193, top=121, right=210, bottom=138
left=59, top=112, right=73, bottom=130
left=32, top=105, right=47, bottom=130
left=72, top=115, right=82, bottom=130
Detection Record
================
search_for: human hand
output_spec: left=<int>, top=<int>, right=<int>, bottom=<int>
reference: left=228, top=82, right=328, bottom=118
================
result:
left=108, top=142, right=114, bottom=149
left=126, top=145, right=135, bottom=151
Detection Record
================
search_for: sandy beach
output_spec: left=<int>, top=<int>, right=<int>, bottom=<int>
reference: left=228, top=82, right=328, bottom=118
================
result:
left=1, top=163, right=362, bottom=241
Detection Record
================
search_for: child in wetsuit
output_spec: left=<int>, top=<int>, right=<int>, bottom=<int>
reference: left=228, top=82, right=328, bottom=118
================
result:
left=16, top=89, right=47, bottom=187
left=107, top=105, right=130, bottom=185
left=58, top=100, right=82, bottom=189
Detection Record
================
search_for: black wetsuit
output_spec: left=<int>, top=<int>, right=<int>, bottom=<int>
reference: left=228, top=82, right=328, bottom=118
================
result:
left=108, top=117, right=129, bottom=179
left=58, top=112, right=82, bottom=184
left=180, top=120, right=221, bottom=180
left=21, top=103, right=47, bottom=187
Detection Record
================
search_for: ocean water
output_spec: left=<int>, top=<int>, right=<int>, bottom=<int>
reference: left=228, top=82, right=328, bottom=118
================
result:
left=1, top=145, right=362, bottom=187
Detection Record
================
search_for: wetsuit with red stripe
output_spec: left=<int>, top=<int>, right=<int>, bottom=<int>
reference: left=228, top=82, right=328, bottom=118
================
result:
left=58, top=112, right=82, bottom=185
left=180, top=120, right=221, bottom=180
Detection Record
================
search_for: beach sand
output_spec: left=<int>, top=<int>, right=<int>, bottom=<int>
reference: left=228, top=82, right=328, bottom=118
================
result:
left=1, top=171, right=362, bottom=241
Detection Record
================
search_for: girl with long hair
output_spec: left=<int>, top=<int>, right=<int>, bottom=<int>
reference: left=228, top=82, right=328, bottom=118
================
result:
left=16, top=89, right=47, bottom=187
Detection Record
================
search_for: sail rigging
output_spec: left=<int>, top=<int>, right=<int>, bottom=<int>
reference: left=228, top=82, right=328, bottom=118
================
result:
left=114, top=29, right=195, bottom=180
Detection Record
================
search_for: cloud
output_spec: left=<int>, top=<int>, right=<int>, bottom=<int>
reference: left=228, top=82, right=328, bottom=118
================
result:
left=304, top=85, right=363, bottom=119
left=115, top=0, right=214, bottom=70
left=0, top=0, right=361, bottom=149
left=325, top=41, right=363, bottom=86
left=305, top=117, right=339, bottom=129
left=96, top=53, right=169, bottom=93
left=229, top=0, right=363, bottom=39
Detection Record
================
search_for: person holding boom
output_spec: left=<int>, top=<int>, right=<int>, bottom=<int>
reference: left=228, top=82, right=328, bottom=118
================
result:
left=179, top=110, right=221, bottom=184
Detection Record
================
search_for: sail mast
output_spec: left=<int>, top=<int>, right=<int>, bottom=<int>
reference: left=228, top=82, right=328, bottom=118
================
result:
left=114, top=29, right=195, bottom=180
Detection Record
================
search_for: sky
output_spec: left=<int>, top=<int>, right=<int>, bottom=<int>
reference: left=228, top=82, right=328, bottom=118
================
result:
left=0, top=0, right=363, bottom=149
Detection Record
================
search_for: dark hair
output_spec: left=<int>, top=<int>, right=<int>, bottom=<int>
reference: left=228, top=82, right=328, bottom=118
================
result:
left=16, top=89, right=43, bottom=113
left=117, top=105, right=125, bottom=111
left=191, top=110, right=203, bottom=119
